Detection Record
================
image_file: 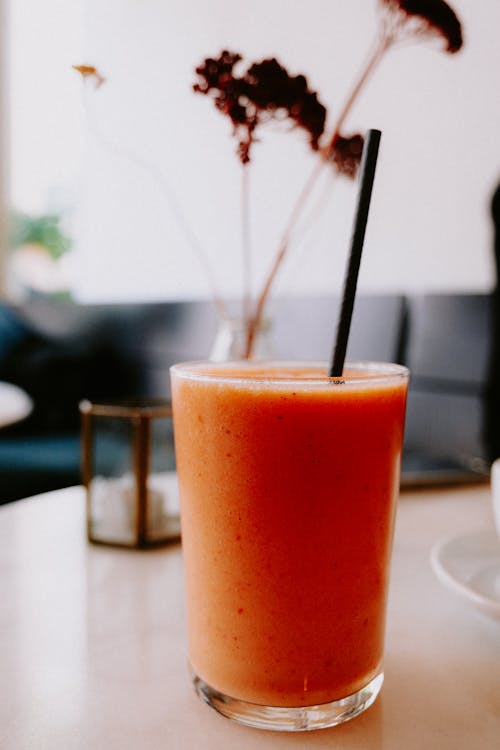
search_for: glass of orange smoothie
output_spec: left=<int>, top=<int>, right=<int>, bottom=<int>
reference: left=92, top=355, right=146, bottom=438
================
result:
left=170, top=360, right=409, bottom=731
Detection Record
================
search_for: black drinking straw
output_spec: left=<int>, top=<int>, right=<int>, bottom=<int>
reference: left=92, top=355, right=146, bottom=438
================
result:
left=329, top=128, right=382, bottom=377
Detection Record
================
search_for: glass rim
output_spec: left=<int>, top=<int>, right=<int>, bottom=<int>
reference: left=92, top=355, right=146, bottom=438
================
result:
left=170, top=360, right=409, bottom=388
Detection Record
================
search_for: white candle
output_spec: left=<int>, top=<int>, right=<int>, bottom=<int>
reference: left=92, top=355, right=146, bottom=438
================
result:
left=89, top=474, right=170, bottom=542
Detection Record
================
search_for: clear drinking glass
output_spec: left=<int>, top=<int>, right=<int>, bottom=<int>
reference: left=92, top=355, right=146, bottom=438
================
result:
left=170, top=360, right=409, bottom=731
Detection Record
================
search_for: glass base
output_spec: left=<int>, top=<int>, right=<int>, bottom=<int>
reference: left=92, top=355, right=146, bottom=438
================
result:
left=192, top=671, right=384, bottom=732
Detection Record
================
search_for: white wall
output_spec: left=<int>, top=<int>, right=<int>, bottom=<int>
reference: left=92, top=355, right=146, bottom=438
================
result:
left=9, top=0, right=84, bottom=214
left=71, top=0, right=500, bottom=303
left=0, top=0, right=9, bottom=295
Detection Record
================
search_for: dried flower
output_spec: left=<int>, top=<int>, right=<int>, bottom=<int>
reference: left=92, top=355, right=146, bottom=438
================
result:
left=379, top=0, right=463, bottom=53
left=72, top=64, right=106, bottom=89
left=194, top=51, right=327, bottom=165
left=328, top=134, right=365, bottom=179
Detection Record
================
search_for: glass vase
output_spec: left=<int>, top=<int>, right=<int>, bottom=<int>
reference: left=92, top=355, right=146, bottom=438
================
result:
left=209, top=316, right=275, bottom=361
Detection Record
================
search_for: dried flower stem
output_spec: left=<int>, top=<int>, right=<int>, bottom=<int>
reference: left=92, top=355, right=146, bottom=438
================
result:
left=245, top=33, right=391, bottom=356
left=244, top=161, right=322, bottom=358
left=82, top=90, right=229, bottom=320
left=325, top=36, right=390, bottom=160
left=241, top=165, right=252, bottom=324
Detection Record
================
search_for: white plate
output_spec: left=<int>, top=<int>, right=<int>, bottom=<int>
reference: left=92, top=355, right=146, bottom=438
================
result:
left=430, top=529, right=500, bottom=621
left=0, top=381, right=33, bottom=428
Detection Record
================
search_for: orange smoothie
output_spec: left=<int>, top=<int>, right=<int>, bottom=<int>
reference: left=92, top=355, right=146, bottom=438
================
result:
left=171, top=361, right=408, bottom=713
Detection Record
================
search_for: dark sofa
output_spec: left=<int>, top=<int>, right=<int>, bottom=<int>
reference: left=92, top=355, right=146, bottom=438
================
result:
left=0, top=292, right=495, bottom=503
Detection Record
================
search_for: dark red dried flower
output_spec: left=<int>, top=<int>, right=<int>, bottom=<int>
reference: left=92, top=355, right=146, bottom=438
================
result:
left=329, top=134, right=365, bottom=179
left=194, top=51, right=327, bottom=164
left=381, top=0, right=463, bottom=53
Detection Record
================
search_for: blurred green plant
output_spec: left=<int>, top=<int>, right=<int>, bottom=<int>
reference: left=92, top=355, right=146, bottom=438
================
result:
left=8, top=210, right=72, bottom=260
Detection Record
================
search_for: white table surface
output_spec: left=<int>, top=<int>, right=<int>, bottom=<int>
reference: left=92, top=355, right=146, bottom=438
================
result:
left=1, top=483, right=499, bottom=749
left=0, top=380, right=32, bottom=428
